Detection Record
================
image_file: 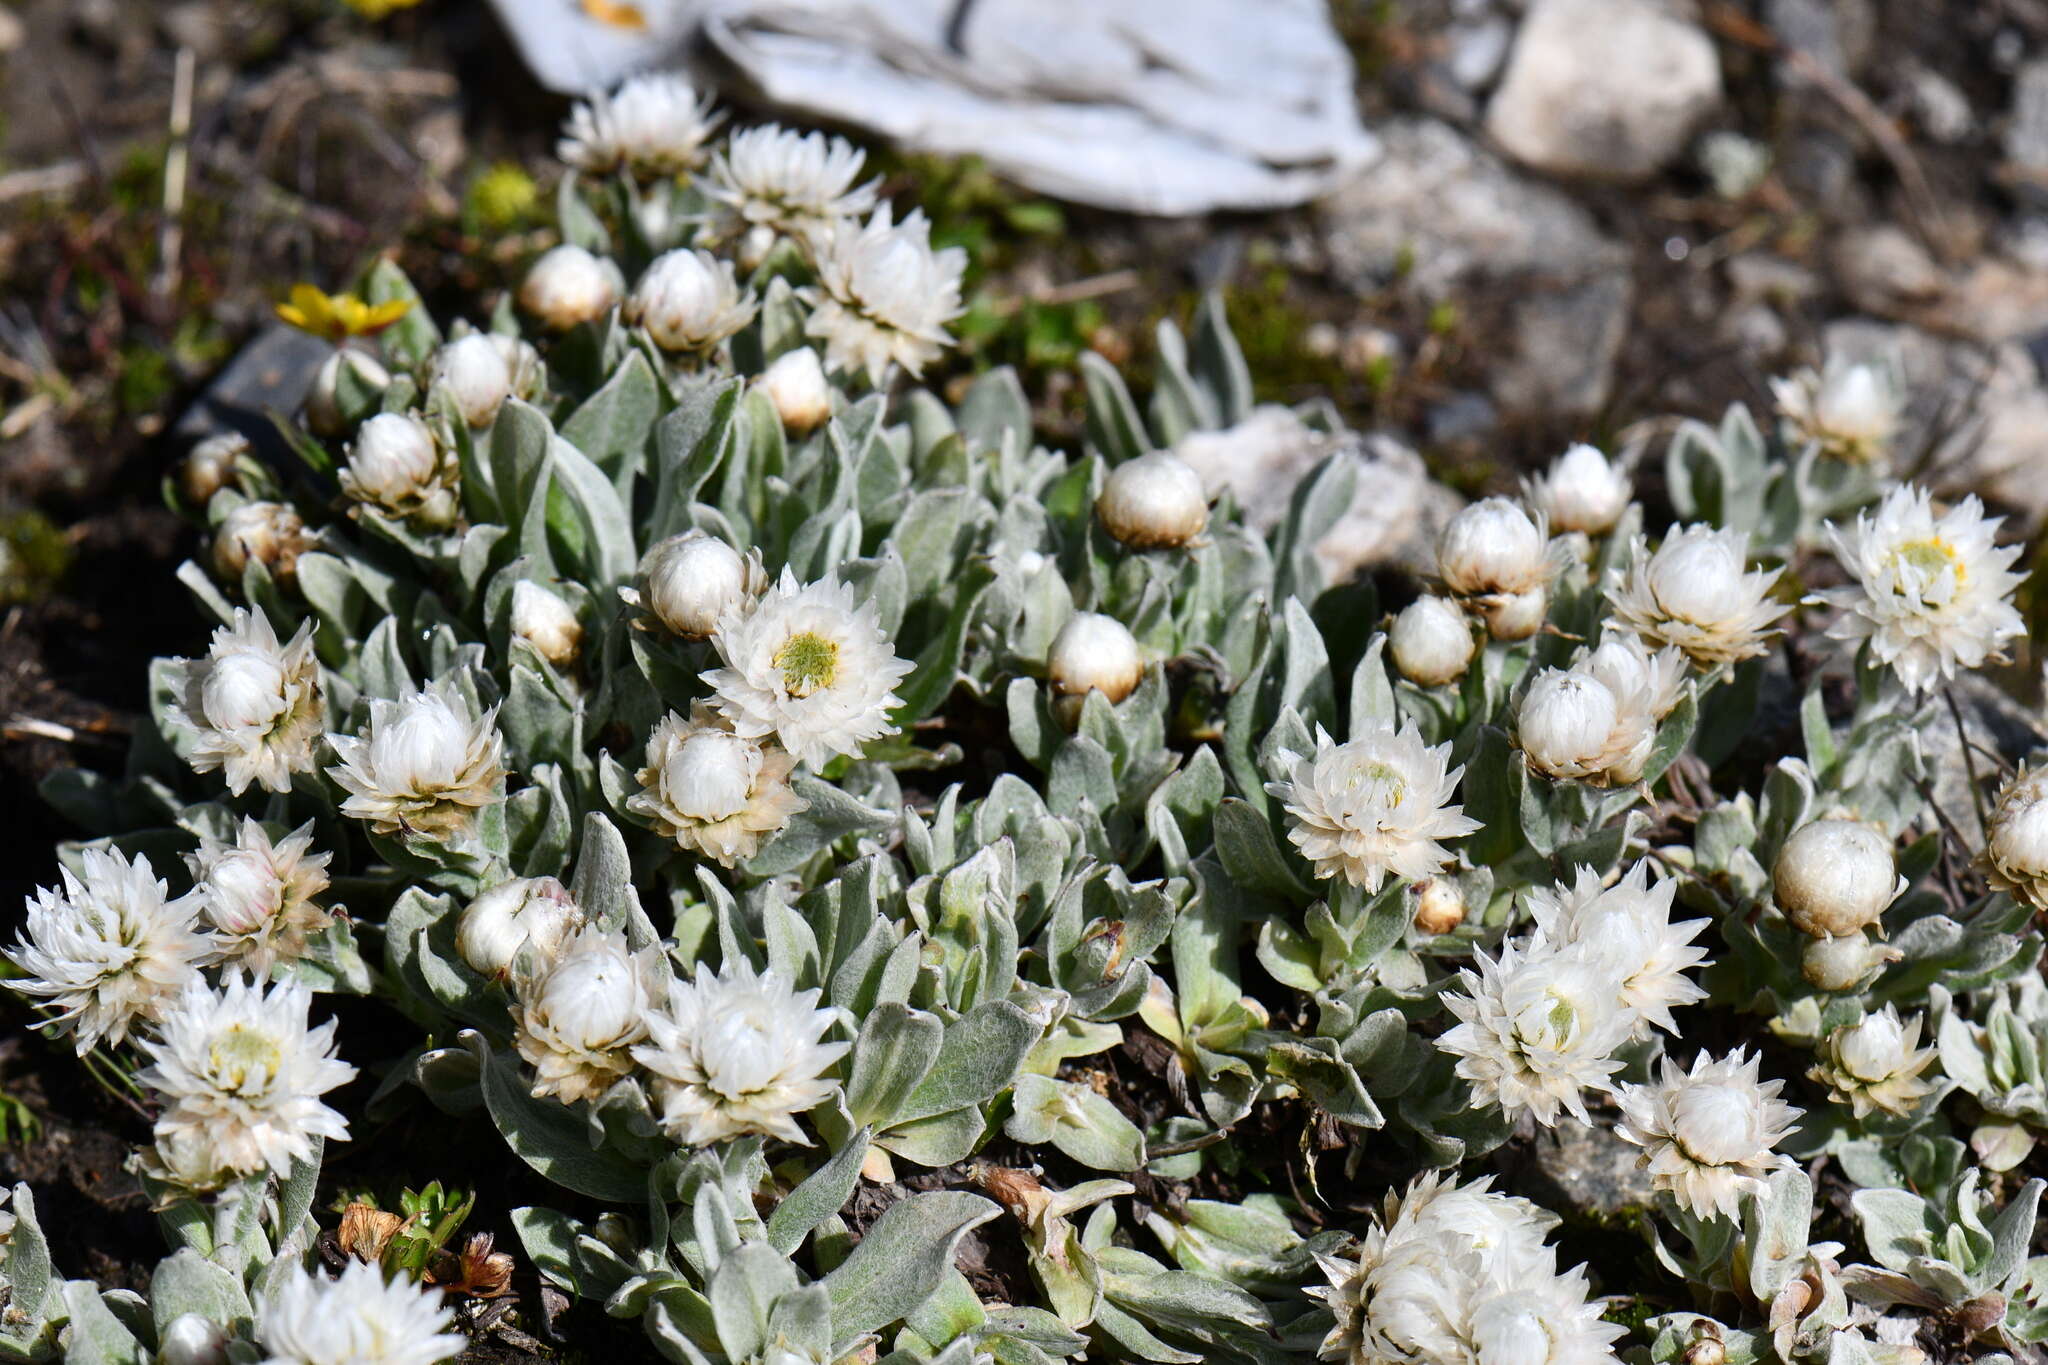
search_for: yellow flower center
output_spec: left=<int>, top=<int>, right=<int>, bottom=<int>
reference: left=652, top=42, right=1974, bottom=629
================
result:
left=1891, top=536, right=1962, bottom=588
left=774, top=631, right=840, bottom=698
left=209, top=1025, right=283, bottom=1091
left=1344, top=760, right=1407, bottom=809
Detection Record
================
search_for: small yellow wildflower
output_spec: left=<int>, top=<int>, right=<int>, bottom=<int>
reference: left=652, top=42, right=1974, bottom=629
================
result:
left=581, top=0, right=648, bottom=29
left=341, top=0, right=428, bottom=19
left=275, top=285, right=412, bottom=343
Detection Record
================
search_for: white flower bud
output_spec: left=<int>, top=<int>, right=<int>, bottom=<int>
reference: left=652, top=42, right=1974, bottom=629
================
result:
left=1517, top=670, right=1619, bottom=779
left=342, top=413, right=440, bottom=513
left=457, top=877, right=584, bottom=978
left=179, top=433, right=247, bottom=507
left=1646, top=532, right=1752, bottom=629
left=429, top=333, right=513, bottom=428
left=1390, top=596, right=1477, bottom=686
left=1438, top=497, right=1548, bottom=598
left=511, top=581, right=582, bottom=666
left=1527, top=443, right=1631, bottom=537
left=1411, top=878, right=1466, bottom=935
left=489, top=334, right=544, bottom=400
left=1482, top=586, right=1549, bottom=642
left=158, top=1312, right=230, bottom=1365
left=1773, top=819, right=1900, bottom=937
left=1047, top=612, right=1143, bottom=704
left=1985, top=765, right=2048, bottom=912
left=1096, top=450, right=1210, bottom=550
left=1800, top=932, right=1893, bottom=992
left=212, top=501, right=314, bottom=585
left=1683, top=1336, right=1727, bottom=1365
left=1832, top=1009, right=1909, bottom=1082
left=626, top=248, right=758, bottom=353
left=202, top=650, right=288, bottom=733
left=519, top=245, right=621, bottom=331
left=630, top=532, right=758, bottom=639
left=303, top=348, right=391, bottom=438
left=759, top=347, right=832, bottom=435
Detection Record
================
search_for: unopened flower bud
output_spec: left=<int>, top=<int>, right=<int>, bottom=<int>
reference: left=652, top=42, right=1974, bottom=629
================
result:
left=628, top=532, right=759, bottom=639
left=1800, top=932, right=1895, bottom=993
left=179, top=433, right=248, bottom=507
left=1483, top=586, right=1549, bottom=642
left=1774, top=819, right=1900, bottom=937
left=626, top=248, right=757, bottom=353
left=490, top=334, right=545, bottom=400
left=1985, top=764, right=2048, bottom=912
left=1047, top=612, right=1143, bottom=705
left=157, top=1312, right=229, bottom=1365
left=458, top=876, right=585, bottom=978
left=1682, top=1335, right=1726, bottom=1365
left=303, top=348, right=391, bottom=439
left=1390, top=596, right=1477, bottom=686
left=1096, top=450, right=1210, bottom=550
left=519, top=244, right=622, bottom=331
left=212, top=501, right=315, bottom=586
left=340, top=412, right=456, bottom=528
left=1527, top=443, right=1631, bottom=537
left=1438, top=498, right=1547, bottom=598
left=429, top=333, right=513, bottom=428
left=759, top=347, right=832, bottom=435
left=511, top=581, right=582, bottom=667
left=1518, top=669, right=1618, bottom=778
left=1412, top=878, right=1466, bottom=935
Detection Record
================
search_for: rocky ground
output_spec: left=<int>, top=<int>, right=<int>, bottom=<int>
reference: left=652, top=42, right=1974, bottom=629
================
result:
left=5, top=0, right=2048, bottom=1340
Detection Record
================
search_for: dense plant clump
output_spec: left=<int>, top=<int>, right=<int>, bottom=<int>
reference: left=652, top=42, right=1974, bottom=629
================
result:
left=6, top=71, right=2048, bottom=1365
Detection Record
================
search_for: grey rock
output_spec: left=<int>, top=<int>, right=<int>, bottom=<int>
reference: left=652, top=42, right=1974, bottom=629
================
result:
left=1767, top=0, right=1874, bottom=82
left=1494, top=272, right=1633, bottom=418
left=1916, top=674, right=2046, bottom=840
left=172, top=325, right=332, bottom=455
left=1427, top=391, right=1499, bottom=447
left=1832, top=225, right=1947, bottom=313
left=1443, top=16, right=1513, bottom=91
left=1721, top=301, right=1790, bottom=362
left=1520, top=1117, right=1658, bottom=1223
left=1321, top=117, right=1627, bottom=298
left=1725, top=252, right=1824, bottom=306
left=2007, top=60, right=2048, bottom=175
left=0, top=4, right=23, bottom=54
left=1483, top=0, right=1722, bottom=182
left=1908, top=65, right=1975, bottom=145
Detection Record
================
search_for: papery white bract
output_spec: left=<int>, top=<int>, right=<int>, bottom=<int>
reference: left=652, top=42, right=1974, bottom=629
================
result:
left=705, top=568, right=914, bottom=770
left=1809, top=1005, right=1937, bottom=1118
left=1525, top=443, right=1632, bottom=537
left=212, top=500, right=317, bottom=585
left=8, top=848, right=214, bottom=1053
left=628, top=704, right=809, bottom=867
left=186, top=818, right=334, bottom=973
left=1985, top=762, right=2048, bottom=913
left=256, top=1259, right=464, bottom=1365
left=138, top=973, right=355, bottom=1180
left=1268, top=723, right=1480, bottom=892
left=1437, top=937, right=1636, bottom=1127
left=1047, top=611, right=1144, bottom=705
left=802, top=205, right=966, bottom=384
left=707, top=124, right=879, bottom=243
left=510, top=926, right=663, bottom=1105
left=1772, top=362, right=1901, bottom=464
left=1519, top=635, right=1686, bottom=787
left=1818, top=485, right=2025, bottom=694
left=632, top=958, right=848, bottom=1145
left=622, top=531, right=764, bottom=640
left=456, top=877, right=585, bottom=979
left=1388, top=595, right=1476, bottom=689
left=1526, top=861, right=1708, bottom=1038
left=340, top=412, right=458, bottom=529
left=164, top=608, right=325, bottom=796
left=1608, top=523, right=1788, bottom=666
left=518, top=244, right=622, bottom=330
left=626, top=248, right=758, bottom=354
left=557, top=72, right=721, bottom=178
left=1615, top=1049, right=1800, bottom=1221
left=326, top=677, right=507, bottom=842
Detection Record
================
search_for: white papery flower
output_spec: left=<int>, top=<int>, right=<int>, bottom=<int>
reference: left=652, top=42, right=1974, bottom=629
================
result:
left=1772, top=362, right=1901, bottom=464
left=706, top=124, right=878, bottom=242
left=1388, top=595, right=1477, bottom=688
left=1818, top=485, right=2025, bottom=694
left=1519, top=635, right=1687, bottom=786
left=1526, top=861, right=1707, bottom=1038
left=326, top=677, right=507, bottom=842
left=427, top=333, right=512, bottom=429
left=256, top=1259, right=463, bottom=1365
left=1436, top=497, right=1567, bottom=641
left=758, top=346, right=833, bottom=435
left=632, top=958, right=848, bottom=1145
left=626, top=248, right=758, bottom=354
left=802, top=206, right=967, bottom=384
left=628, top=704, right=809, bottom=867
left=1268, top=723, right=1481, bottom=892
left=213, top=501, right=318, bottom=586
left=1096, top=450, right=1210, bottom=550
left=510, top=581, right=583, bottom=667
left=164, top=608, right=325, bottom=796
left=339, top=412, right=458, bottom=529
left=557, top=72, right=721, bottom=178
left=511, top=926, right=663, bottom=1105
left=1809, top=1005, right=1937, bottom=1118
left=1524, top=443, right=1632, bottom=538
left=1438, top=938, right=1636, bottom=1126
left=456, top=877, right=585, bottom=979
left=705, top=568, right=914, bottom=769
left=1607, top=523, right=1789, bottom=666
left=138, top=974, right=355, bottom=1179
left=621, top=531, right=765, bottom=639
left=1464, top=1267, right=1626, bottom=1365
left=7, top=849, right=214, bottom=1052
left=518, top=244, right=622, bottom=331
left=1615, top=1049, right=1800, bottom=1221
left=186, top=818, right=334, bottom=973
left=1985, top=762, right=2048, bottom=912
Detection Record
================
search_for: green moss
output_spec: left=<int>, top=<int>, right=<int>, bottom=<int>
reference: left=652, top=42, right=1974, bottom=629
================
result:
left=0, top=507, right=74, bottom=605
